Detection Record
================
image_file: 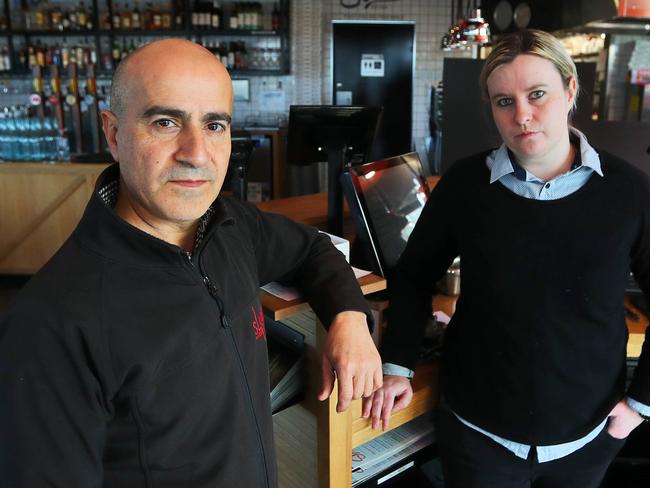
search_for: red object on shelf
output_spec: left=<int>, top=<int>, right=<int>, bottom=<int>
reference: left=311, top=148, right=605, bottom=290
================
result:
left=618, top=0, right=650, bottom=17
left=630, top=69, right=650, bottom=85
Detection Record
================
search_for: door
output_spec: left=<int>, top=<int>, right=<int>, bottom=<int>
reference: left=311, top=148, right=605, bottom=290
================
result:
left=333, top=22, right=414, bottom=161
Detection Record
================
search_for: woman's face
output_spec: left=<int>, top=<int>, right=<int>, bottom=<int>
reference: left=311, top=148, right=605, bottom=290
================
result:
left=486, top=54, right=576, bottom=166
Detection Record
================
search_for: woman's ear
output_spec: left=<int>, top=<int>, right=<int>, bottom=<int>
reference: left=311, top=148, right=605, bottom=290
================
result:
left=567, top=77, right=578, bottom=110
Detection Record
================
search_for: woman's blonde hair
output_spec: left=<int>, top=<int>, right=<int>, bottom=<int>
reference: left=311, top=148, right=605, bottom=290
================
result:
left=479, top=29, right=579, bottom=112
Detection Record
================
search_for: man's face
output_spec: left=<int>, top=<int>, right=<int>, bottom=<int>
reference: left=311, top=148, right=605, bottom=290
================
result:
left=486, top=54, right=575, bottom=166
left=103, top=48, right=233, bottom=231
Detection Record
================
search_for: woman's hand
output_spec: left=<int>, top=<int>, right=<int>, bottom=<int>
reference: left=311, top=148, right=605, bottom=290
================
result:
left=361, top=375, right=414, bottom=431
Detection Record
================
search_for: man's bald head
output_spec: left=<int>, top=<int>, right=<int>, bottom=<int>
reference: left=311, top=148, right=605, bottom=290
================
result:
left=109, top=38, right=231, bottom=121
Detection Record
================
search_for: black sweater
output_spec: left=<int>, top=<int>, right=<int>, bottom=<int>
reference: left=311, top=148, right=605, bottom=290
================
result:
left=0, top=164, right=371, bottom=487
left=382, top=151, right=650, bottom=445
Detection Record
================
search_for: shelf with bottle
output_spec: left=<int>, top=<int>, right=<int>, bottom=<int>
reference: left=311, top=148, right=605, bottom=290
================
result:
left=191, top=1, right=284, bottom=33
left=1, top=0, right=290, bottom=76
left=8, top=38, right=99, bottom=75
left=11, top=0, right=96, bottom=33
left=102, top=1, right=183, bottom=32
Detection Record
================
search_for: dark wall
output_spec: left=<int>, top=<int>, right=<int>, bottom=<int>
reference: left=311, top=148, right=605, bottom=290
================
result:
left=480, top=0, right=617, bottom=34
left=440, top=58, right=596, bottom=174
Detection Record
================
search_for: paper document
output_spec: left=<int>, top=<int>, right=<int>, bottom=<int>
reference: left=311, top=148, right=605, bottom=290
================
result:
left=351, top=415, right=435, bottom=486
left=352, top=267, right=372, bottom=279
left=262, top=267, right=373, bottom=302
left=261, top=282, right=301, bottom=301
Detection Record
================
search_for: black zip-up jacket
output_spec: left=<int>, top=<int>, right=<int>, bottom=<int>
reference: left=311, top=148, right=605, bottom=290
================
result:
left=0, top=165, right=372, bottom=487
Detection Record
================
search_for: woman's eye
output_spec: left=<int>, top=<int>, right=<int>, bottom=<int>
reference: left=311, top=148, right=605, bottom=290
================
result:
left=496, top=98, right=512, bottom=107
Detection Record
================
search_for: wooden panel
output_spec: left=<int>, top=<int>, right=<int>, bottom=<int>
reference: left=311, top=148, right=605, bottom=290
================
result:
left=0, top=163, right=108, bottom=274
left=262, top=273, right=386, bottom=321
left=274, top=404, right=318, bottom=488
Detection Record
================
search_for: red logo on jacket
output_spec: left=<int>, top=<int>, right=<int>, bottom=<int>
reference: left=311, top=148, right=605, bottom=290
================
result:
left=251, top=306, right=266, bottom=341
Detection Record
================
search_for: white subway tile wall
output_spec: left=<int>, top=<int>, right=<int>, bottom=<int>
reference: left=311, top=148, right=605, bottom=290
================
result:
left=233, top=0, right=472, bottom=169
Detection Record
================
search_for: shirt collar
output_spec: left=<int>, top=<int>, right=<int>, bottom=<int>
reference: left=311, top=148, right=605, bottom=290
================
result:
left=95, top=163, right=230, bottom=257
left=486, top=127, right=603, bottom=184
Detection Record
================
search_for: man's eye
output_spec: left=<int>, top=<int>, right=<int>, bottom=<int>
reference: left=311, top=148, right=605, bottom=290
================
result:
left=530, top=90, right=545, bottom=100
left=496, top=98, right=512, bottom=107
left=155, top=119, right=176, bottom=128
left=207, top=122, right=226, bottom=133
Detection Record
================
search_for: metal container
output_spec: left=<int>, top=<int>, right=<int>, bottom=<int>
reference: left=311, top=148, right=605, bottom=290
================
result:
left=439, top=265, right=460, bottom=296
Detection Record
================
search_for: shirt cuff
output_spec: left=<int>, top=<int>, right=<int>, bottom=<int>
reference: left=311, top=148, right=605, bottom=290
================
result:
left=626, top=397, right=650, bottom=417
left=383, top=362, right=415, bottom=379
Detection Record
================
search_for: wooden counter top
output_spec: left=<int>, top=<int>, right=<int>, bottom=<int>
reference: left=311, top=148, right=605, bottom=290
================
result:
left=261, top=273, right=386, bottom=321
left=255, top=175, right=441, bottom=227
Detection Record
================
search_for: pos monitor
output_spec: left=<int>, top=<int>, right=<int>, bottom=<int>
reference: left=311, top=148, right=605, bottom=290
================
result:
left=341, top=152, right=430, bottom=277
left=287, top=105, right=382, bottom=236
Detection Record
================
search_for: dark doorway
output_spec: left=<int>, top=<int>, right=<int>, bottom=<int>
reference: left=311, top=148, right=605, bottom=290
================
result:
left=332, top=21, right=414, bottom=161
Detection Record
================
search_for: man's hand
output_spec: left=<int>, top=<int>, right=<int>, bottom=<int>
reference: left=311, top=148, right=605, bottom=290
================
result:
left=361, top=375, right=413, bottom=431
left=318, top=311, right=382, bottom=412
left=608, top=400, right=645, bottom=439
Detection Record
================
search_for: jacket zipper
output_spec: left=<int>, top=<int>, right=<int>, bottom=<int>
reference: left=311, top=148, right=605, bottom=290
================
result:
left=185, top=253, right=270, bottom=487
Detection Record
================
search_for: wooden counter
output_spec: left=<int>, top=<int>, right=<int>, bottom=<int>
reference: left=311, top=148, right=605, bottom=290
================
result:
left=0, top=162, right=109, bottom=274
left=264, top=273, right=441, bottom=488
left=256, top=175, right=441, bottom=229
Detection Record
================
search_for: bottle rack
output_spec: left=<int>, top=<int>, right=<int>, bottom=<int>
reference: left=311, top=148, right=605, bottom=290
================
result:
left=0, top=0, right=290, bottom=76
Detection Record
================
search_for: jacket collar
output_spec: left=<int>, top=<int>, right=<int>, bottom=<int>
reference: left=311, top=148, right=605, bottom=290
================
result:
left=73, top=164, right=234, bottom=268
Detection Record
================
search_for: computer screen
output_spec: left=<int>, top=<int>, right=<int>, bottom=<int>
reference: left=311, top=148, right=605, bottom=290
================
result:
left=287, top=105, right=382, bottom=236
left=342, top=152, right=429, bottom=277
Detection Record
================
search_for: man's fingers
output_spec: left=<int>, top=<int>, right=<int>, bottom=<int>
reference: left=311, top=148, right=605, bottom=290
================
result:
left=318, top=357, right=335, bottom=401
left=373, top=366, right=383, bottom=392
left=336, top=369, right=354, bottom=412
left=352, top=373, right=365, bottom=401
left=362, top=395, right=373, bottom=418
left=363, top=372, right=375, bottom=398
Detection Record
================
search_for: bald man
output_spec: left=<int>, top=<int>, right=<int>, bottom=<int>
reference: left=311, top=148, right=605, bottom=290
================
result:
left=0, top=39, right=382, bottom=487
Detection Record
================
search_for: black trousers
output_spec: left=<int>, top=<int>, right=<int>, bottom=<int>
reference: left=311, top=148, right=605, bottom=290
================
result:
left=436, top=403, right=626, bottom=488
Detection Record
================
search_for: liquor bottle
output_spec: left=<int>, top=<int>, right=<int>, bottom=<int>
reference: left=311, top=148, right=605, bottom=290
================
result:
left=142, top=2, right=153, bottom=29
left=199, top=0, right=210, bottom=29
left=61, top=8, right=71, bottom=30
left=77, top=1, right=88, bottom=31
left=33, top=0, right=46, bottom=30
left=161, top=3, right=172, bottom=29
left=68, top=4, right=78, bottom=30
left=227, top=42, right=234, bottom=69
left=174, top=0, right=184, bottom=28
left=61, top=44, right=70, bottom=67
left=238, top=2, right=246, bottom=30
left=132, top=1, right=141, bottom=29
left=111, top=40, right=121, bottom=66
left=50, top=4, right=63, bottom=31
left=152, top=6, right=162, bottom=29
left=0, top=46, right=11, bottom=71
left=271, top=2, right=280, bottom=30
left=121, top=2, right=132, bottom=30
left=229, top=4, right=238, bottom=29
left=211, top=1, right=221, bottom=29
left=112, top=3, right=122, bottom=30
left=252, top=2, right=260, bottom=30
left=85, top=3, right=94, bottom=29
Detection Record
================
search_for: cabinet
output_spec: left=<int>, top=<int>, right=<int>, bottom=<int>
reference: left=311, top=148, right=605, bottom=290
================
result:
left=0, top=161, right=107, bottom=274
left=262, top=278, right=441, bottom=488
left=0, top=0, right=290, bottom=77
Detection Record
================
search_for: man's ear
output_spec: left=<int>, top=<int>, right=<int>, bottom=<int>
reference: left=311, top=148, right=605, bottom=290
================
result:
left=100, top=110, right=119, bottom=162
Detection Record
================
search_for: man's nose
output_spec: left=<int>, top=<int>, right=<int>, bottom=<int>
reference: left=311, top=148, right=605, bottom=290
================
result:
left=175, top=125, right=210, bottom=166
